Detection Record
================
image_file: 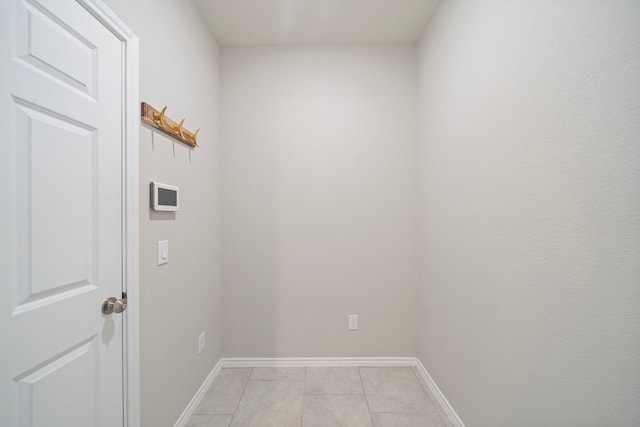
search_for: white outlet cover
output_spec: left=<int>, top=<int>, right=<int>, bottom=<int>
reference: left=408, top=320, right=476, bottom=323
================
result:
left=157, top=240, right=169, bottom=265
left=348, top=314, right=358, bottom=330
left=198, top=332, right=206, bottom=354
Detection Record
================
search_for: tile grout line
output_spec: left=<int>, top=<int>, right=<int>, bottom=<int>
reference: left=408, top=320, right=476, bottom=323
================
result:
left=358, top=366, right=376, bottom=427
left=226, top=367, right=253, bottom=427
left=299, top=366, right=307, bottom=427
left=304, top=393, right=368, bottom=396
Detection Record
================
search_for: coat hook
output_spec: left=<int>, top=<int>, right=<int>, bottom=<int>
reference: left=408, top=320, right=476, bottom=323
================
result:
left=191, top=129, right=200, bottom=147
left=174, top=118, right=185, bottom=139
left=141, top=103, right=200, bottom=148
left=152, top=106, right=167, bottom=129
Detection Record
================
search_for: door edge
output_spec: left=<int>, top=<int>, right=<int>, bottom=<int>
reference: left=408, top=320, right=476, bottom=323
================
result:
left=77, top=1, right=140, bottom=426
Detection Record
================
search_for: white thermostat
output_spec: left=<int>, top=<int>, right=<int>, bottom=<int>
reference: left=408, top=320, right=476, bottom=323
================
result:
left=151, top=182, right=179, bottom=211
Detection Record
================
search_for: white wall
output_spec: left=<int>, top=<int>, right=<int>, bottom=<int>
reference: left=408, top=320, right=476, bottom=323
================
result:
left=100, top=1, right=222, bottom=426
left=416, top=1, right=640, bottom=426
left=221, top=45, right=421, bottom=357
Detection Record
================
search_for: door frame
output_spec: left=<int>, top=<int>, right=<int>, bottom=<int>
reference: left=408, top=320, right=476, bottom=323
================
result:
left=78, top=1, right=140, bottom=426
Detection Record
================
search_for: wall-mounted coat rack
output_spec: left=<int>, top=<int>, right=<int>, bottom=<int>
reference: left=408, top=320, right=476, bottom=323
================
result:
left=141, top=102, right=200, bottom=148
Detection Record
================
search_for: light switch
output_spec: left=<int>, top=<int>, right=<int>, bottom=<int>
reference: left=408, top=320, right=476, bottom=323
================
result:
left=157, top=240, right=169, bottom=265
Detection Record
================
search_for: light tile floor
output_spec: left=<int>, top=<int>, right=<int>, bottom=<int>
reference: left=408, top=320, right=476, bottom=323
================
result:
left=186, top=366, right=455, bottom=427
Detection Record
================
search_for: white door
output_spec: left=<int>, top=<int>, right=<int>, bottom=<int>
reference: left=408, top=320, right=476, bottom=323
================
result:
left=0, top=0, right=126, bottom=426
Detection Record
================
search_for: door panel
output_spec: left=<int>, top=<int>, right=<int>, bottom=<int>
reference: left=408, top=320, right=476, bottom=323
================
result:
left=15, top=337, right=99, bottom=427
left=0, top=0, right=125, bottom=426
left=14, top=100, right=95, bottom=303
left=15, top=0, right=97, bottom=98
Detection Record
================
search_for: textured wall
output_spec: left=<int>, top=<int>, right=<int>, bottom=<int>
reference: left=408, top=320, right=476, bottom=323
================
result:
left=221, top=45, right=421, bottom=357
left=100, top=1, right=222, bottom=426
left=416, top=1, right=640, bottom=426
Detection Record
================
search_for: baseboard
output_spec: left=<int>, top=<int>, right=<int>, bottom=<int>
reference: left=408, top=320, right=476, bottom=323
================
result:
left=173, top=358, right=224, bottom=427
left=220, top=356, right=418, bottom=368
left=176, top=356, right=463, bottom=427
left=413, top=360, right=466, bottom=427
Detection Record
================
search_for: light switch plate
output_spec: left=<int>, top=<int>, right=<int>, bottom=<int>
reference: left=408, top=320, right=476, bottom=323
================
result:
left=157, top=240, right=169, bottom=265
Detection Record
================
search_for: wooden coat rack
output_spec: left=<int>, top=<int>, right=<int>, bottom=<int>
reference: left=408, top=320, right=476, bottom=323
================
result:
left=141, top=102, right=200, bottom=148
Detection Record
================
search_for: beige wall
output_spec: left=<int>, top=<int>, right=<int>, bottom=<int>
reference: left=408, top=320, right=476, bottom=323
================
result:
left=100, top=1, right=222, bottom=426
left=416, top=1, right=640, bottom=426
left=100, top=1, right=640, bottom=425
left=221, top=45, right=421, bottom=357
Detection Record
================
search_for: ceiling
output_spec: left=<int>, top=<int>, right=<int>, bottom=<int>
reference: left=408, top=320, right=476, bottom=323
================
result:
left=193, top=0, right=440, bottom=46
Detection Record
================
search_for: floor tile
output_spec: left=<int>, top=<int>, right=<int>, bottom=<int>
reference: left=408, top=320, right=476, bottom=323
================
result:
left=302, top=395, right=373, bottom=427
left=416, top=378, right=455, bottom=427
left=371, top=412, right=445, bottom=427
left=185, top=414, right=232, bottom=427
left=188, top=365, right=455, bottom=427
left=359, top=367, right=434, bottom=414
left=410, top=365, right=422, bottom=380
left=411, top=366, right=455, bottom=427
left=230, top=380, right=304, bottom=427
left=193, top=368, right=252, bottom=414
left=250, top=366, right=306, bottom=381
left=305, top=367, right=364, bottom=395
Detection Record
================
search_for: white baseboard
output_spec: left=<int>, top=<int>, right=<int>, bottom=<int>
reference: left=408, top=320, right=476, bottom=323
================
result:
left=176, top=357, right=464, bottom=427
left=220, top=356, right=417, bottom=368
left=413, top=360, right=465, bottom=427
left=173, top=359, right=224, bottom=427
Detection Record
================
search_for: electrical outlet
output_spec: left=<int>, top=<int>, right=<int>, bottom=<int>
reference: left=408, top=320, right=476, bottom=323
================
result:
left=198, top=332, right=206, bottom=354
left=348, top=314, right=358, bottom=331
